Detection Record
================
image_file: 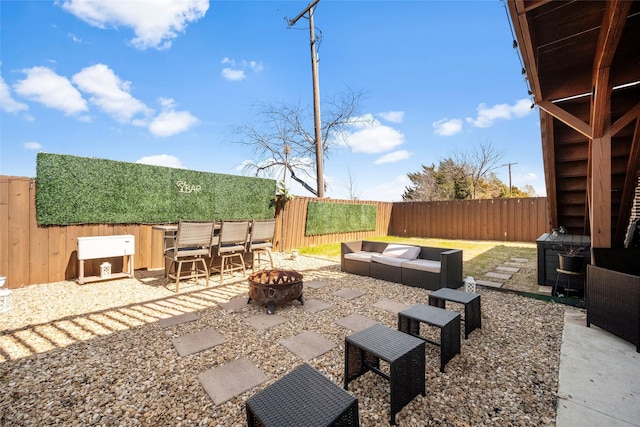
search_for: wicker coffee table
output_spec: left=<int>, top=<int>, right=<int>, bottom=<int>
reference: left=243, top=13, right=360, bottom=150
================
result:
left=246, top=363, right=359, bottom=426
left=345, top=324, right=425, bottom=425
left=398, top=303, right=461, bottom=372
left=428, top=288, right=481, bottom=339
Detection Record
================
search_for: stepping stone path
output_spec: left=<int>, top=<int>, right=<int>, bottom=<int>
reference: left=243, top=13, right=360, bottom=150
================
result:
left=171, top=327, right=226, bottom=356
left=373, top=299, right=410, bottom=313
left=477, top=257, right=529, bottom=289
left=198, top=357, right=268, bottom=405
left=298, top=298, right=332, bottom=313
left=157, top=311, right=200, bottom=328
left=280, top=330, right=337, bottom=361
left=335, top=313, right=378, bottom=331
left=333, top=288, right=366, bottom=300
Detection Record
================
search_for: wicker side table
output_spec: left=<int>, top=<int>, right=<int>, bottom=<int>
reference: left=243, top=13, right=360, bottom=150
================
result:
left=429, top=287, right=481, bottom=339
left=246, top=363, right=359, bottom=427
left=345, top=324, right=425, bottom=425
left=398, top=303, right=461, bottom=372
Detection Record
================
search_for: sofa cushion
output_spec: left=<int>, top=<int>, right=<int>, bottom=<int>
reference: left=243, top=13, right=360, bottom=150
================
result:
left=381, top=244, right=420, bottom=260
left=402, top=259, right=441, bottom=273
left=371, top=254, right=406, bottom=267
left=344, top=251, right=379, bottom=262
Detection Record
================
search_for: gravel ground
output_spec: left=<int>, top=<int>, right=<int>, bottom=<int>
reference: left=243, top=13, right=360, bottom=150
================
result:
left=0, top=254, right=566, bottom=426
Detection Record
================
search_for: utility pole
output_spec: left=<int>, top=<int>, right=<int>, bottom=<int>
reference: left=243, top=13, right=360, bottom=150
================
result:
left=288, top=0, right=324, bottom=198
left=502, top=162, right=517, bottom=197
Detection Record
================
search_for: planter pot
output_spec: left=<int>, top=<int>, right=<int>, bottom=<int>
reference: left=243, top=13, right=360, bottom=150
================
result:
left=558, top=254, right=586, bottom=272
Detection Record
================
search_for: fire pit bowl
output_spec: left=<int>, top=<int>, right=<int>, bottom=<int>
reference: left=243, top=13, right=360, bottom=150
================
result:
left=248, top=269, right=304, bottom=314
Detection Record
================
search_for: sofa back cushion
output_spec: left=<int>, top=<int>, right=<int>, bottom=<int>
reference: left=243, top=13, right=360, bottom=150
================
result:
left=361, top=241, right=389, bottom=253
left=382, top=244, right=421, bottom=260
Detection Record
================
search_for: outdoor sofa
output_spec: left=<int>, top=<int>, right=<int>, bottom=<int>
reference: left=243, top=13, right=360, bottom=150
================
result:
left=587, top=247, right=640, bottom=352
left=341, top=240, right=463, bottom=290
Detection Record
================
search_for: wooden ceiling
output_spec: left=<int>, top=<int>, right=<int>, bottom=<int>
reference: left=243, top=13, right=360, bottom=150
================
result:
left=507, top=0, right=640, bottom=247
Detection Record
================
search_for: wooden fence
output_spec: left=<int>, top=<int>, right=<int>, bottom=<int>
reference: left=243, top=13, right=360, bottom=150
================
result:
left=388, top=198, right=550, bottom=242
left=1, top=175, right=549, bottom=288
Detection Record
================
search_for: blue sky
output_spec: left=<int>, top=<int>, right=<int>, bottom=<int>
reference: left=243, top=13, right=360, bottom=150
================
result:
left=1, top=0, right=544, bottom=201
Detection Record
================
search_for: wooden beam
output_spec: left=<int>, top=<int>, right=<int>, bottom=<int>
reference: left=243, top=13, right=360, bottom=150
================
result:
left=508, top=1, right=542, bottom=101
left=522, top=0, right=553, bottom=12
left=538, top=100, right=592, bottom=139
left=615, top=118, right=640, bottom=245
left=593, top=1, right=631, bottom=75
left=591, top=67, right=611, bottom=140
left=590, top=130, right=612, bottom=248
left=591, top=0, right=630, bottom=139
left=540, top=109, right=558, bottom=229
left=612, top=101, right=640, bottom=136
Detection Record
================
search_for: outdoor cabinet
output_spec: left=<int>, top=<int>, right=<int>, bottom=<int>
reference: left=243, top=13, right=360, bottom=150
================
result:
left=77, top=235, right=135, bottom=284
left=536, top=233, right=590, bottom=288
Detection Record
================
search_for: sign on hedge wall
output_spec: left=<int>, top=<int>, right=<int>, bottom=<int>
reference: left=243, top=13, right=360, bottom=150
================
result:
left=35, top=153, right=276, bottom=225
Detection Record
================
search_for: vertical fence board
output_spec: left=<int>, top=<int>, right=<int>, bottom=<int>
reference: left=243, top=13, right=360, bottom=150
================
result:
left=48, top=226, right=66, bottom=283
left=0, top=177, right=9, bottom=280
left=29, top=181, right=49, bottom=285
left=8, top=178, right=30, bottom=287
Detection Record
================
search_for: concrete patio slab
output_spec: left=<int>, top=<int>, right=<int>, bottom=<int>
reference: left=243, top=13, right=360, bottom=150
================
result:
left=198, top=357, right=268, bottom=405
left=245, top=313, right=287, bottom=330
left=297, top=298, right=332, bottom=313
left=486, top=272, right=512, bottom=280
left=217, top=297, right=248, bottom=312
left=556, top=309, right=640, bottom=427
left=476, top=280, right=503, bottom=288
left=333, top=288, right=366, bottom=300
left=171, top=327, right=226, bottom=357
left=280, top=330, right=337, bottom=361
left=510, top=257, right=529, bottom=263
left=373, top=299, right=410, bottom=313
left=157, top=312, right=200, bottom=328
left=335, top=313, right=378, bottom=331
left=305, top=280, right=329, bottom=289
left=496, top=266, right=520, bottom=273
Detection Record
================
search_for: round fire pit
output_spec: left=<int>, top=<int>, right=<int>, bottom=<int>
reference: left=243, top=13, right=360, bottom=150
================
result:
left=248, top=269, right=304, bottom=314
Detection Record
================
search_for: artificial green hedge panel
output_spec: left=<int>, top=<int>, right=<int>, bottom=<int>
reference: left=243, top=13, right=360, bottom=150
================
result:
left=36, top=153, right=276, bottom=225
left=305, top=201, right=377, bottom=236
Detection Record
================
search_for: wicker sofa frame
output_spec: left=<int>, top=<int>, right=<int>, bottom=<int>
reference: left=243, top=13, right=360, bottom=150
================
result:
left=340, top=240, right=463, bottom=290
left=587, top=248, right=640, bottom=352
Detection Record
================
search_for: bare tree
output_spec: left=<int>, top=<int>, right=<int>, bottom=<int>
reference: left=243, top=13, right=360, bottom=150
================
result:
left=454, top=141, right=505, bottom=199
left=345, top=168, right=361, bottom=200
left=403, top=141, right=507, bottom=201
left=236, top=89, right=367, bottom=196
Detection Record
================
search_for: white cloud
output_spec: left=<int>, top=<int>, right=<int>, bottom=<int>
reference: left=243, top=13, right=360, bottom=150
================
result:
left=24, top=141, right=42, bottom=150
left=59, top=0, right=209, bottom=50
left=433, top=118, right=462, bottom=136
left=249, top=61, right=264, bottom=72
left=72, top=64, right=152, bottom=123
left=466, top=98, right=532, bottom=128
left=338, top=114, right=404, bottom=154
left=0, top=75, right=29, bottom=113
left=220, top=57, right=263, bottom=81
left=67, top=33, right=82, bottom=43
left=148, top=98, right=198, bottom=137
left=378, top=111, right=404, bottom=123
left=136, top=154, right=184, bottom=168
left=374, top=150, right=411, bottom=164
left=360, top=175, right=410, bottom=202
left=13, top=66, right=88, bottom=115
left=221, top=68, right=246, bottom=81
